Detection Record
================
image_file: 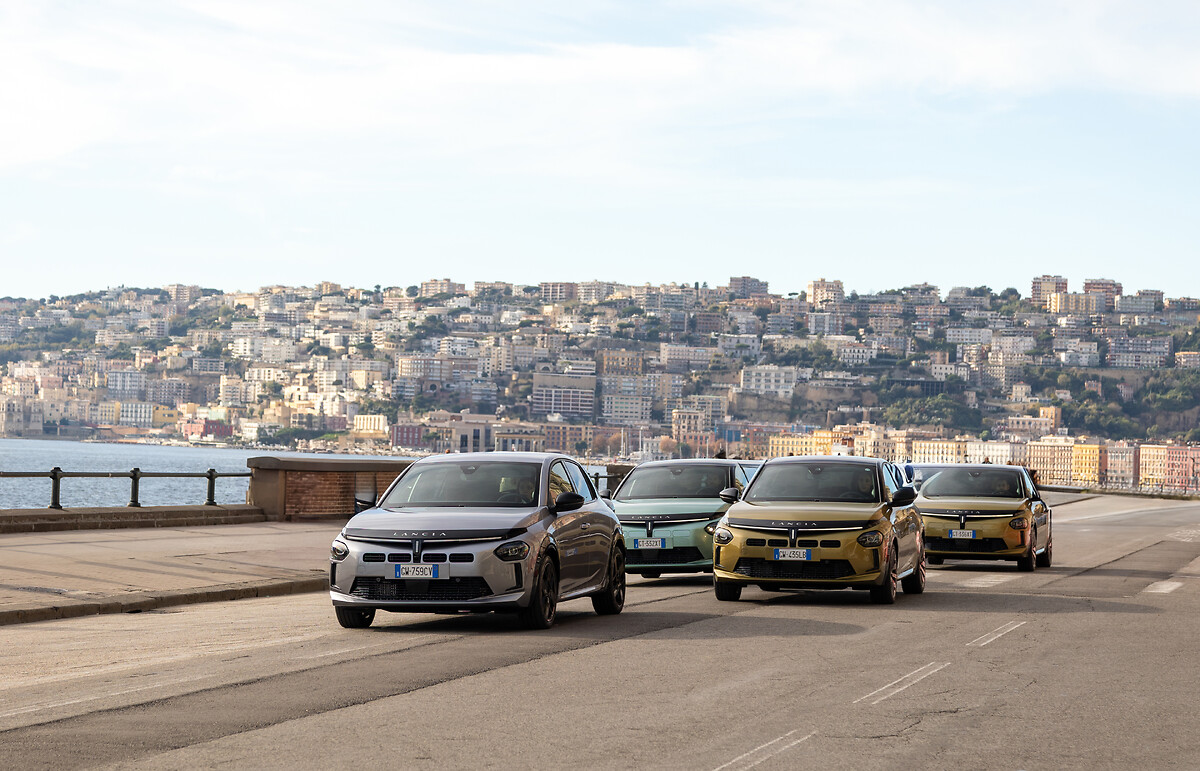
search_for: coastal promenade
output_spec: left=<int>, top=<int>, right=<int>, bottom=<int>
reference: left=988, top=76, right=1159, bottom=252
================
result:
left=0, top=521, right=339, bottom=626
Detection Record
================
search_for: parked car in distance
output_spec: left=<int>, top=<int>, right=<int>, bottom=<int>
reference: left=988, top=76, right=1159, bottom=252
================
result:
left=329, top=452, right=626, bottom=629
left=712, top=456, right=925, bottom=604
left=607, top=459, right=760, bottom=578
left=911, top=464, right=1052, bottom=571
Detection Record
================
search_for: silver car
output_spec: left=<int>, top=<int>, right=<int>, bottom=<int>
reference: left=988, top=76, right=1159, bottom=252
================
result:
left=329, top=452, right=626, bottom=629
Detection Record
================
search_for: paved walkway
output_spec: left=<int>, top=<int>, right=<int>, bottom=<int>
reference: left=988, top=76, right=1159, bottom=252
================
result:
left=0, top=522, right=342, bottom=625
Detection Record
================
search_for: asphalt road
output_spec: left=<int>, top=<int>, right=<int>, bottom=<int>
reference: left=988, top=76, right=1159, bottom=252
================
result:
left=3, top=494, right=1200, bottom=770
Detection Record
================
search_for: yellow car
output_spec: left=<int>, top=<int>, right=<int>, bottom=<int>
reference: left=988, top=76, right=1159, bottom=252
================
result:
left=910, top=464, right=1052, bottom=571
left=712, top=456, right=926, bottom=604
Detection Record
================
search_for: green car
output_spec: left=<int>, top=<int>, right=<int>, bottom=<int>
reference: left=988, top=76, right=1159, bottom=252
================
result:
left=606, top=459, right=760, bottom=578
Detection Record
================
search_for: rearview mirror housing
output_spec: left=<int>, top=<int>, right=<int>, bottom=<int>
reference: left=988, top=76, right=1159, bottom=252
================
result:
left=718, top=487, right=741, bottom=504
left=553, top=491, right=585, bottom=513
left=891, top=486, right=917, bottom=507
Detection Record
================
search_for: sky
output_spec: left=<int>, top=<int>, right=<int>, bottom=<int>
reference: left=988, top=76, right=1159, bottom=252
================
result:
left=2, top=0, right=1200, bottom=300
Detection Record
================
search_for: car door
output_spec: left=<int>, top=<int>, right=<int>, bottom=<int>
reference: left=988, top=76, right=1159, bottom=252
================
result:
left=566, top=461, right=611, bottom=588
left=883, top=463, right=919, bottom=573
left=548, top=461, right=588, bottom=593
left=1023, top=468, right=1051, bottom=551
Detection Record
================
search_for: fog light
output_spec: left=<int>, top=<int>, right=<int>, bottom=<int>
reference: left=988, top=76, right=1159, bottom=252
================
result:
left=330, top=540, right=349, bottom=561
left=1009, top=518, right=1030, bottom=530
left=714, top=527, right=734, bottom=545
left=857, top=531, right=883, bottom=547
left=494, top=541, right=530, bottom=561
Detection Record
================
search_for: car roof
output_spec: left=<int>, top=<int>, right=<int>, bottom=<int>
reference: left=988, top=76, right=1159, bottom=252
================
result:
left=912, top=463, right=1026, bottom=472
left=414, top=452, right=568, bottom=466
left=764, top=455, right=887, bottom=466
left=633, top=458, right=751, bottom=469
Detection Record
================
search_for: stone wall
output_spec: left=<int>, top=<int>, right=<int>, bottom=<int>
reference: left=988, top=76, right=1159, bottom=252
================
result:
left=247, top=456, right=414, bottom=521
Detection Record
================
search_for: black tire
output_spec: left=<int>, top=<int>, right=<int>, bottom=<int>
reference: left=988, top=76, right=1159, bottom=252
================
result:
left=592, top=547, right=626, bottom=615
left=928, top=555, right=944, bottom=566
left=714, top=579, right=742, bottom=602
left=519, top=558, right=559, bottom=629
left=870, top=545, right=898, bottom=604
left=1036, top=532, right=1053, bottom=568
left=1017, top=530, right=1036, bottom=572
left=335, top=606, right=375, bottom=629
left=901, top=542, right=926, bottom=595
left=640, top=571, right=661, bottom=579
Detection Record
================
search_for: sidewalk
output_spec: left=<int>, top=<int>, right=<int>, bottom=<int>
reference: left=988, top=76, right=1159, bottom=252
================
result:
left=0, top=521, right=342, bottom=626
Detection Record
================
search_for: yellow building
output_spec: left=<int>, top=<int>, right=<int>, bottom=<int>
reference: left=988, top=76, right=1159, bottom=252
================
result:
left=1070, top=442, right=1107, bottom=487
left=910, top=439, right=967, bottom=464
left=152, top=405, right=181, bottom=428
left=1027, top=436, right=1075, bottom=486
left=1138, top=445, right=1169, bottom=490
left=768, top=429, right=855, bottom=457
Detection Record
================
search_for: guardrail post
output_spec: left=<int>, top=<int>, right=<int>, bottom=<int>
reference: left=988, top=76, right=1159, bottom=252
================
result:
left=205, top=469, right=218, bottom=506
left=128, top=468, right=141, bottom=507
left=49, top=467, right=63, bottom=509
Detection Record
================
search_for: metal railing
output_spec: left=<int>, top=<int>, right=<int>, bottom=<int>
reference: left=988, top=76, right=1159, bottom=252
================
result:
left=0, top=468, right=253, bottom=509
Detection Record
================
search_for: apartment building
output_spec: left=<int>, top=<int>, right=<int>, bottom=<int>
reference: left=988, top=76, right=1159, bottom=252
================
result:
left=1030, top=275, right=1068, bottom=308
left=807, top=278, right=845, bottom=308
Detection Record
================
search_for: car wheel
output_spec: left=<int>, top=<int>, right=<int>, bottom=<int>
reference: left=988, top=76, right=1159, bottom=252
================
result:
left=928, top=555, right=944, bottom=566
left=870, top=545, right=898, bottom=605
left=714, top=579, right=742, bottom=602
left=519, top=558, right=559, bottom=629
left=335, top=606, right=375, bottom=629
left=592, top=547, right=626, bottom=616
left=901, top=542, right=926, bottom=595
left=1017, top=530, right=1037, bottom=572
left=641, top=571, right=661, bottom=579
left=1036, top=532, right=1053, bottom=568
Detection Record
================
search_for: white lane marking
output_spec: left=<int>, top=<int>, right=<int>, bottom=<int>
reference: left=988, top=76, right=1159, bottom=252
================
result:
left=967, top=620, right=1027, bottom=647
left=1143, top=581, right=1183, bottom=594
left=295, top=640, right=411, bottom=660
left=712, top=729, right=811, bottom=771
left=1168, top=528, right=1200, bottom=543
left=741, top=732, right=815, bottom=770
left=1058, top=505, right=1194, bottom=524
left=853, top=662, right=950, bottom=706
left=0, top=674, right=213, bottom=720
left=961, top=574, right=1018, bottom=589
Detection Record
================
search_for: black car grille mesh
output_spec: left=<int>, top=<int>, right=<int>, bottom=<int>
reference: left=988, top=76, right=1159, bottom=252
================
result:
left=349, top=577, right=493, bottom=602
left=733, top=558, right=855, bottom=580
left=927, top=537, right=1011, bottom=553
left=628, top=546, right=705, bottom=565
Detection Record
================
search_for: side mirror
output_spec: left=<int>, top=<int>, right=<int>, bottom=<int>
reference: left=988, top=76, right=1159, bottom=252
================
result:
left=553, top=491, right=585, bottom=513
left=598, top=488, right=612, bottom=500
left=1032, top=501, right=1047, bottom=516
left=718, top=487, right=741, bottom=504
left=354, top=497, right=376, bottom=514
left=891, top=487, right=917, bottom=507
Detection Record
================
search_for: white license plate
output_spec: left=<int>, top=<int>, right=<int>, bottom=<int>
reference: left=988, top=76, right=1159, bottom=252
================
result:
left=949, top=529, right=976, bottom=539
left=774, top=548, right=812, bottom=561
left=397, top=564, right=445, bottom=579
left=634, top=538, right=665, bottom=549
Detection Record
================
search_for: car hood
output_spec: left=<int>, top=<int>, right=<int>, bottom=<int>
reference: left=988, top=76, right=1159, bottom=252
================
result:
left=724, top=500, right=884, bottom=531
left=342, top=507, right=544, bottom=542
left=612, top=498, right=729, bottom=523
left=917, top=496, right=1028, bottom=516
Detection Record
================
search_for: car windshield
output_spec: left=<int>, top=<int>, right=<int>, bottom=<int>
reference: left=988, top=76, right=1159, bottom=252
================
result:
left=919, top=468, right=1024, bottom=499
left=379, top=461, right=541, bottom=508
left=614, top=464, right=730, bottom=501
left=744, top=462, right=879, bottom=503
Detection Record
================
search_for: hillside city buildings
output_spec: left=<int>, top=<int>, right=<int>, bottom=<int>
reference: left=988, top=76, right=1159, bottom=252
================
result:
left=2, top=274, right=1200, bottom=493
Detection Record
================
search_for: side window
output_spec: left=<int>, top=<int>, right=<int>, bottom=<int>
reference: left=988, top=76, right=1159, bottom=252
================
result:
left=881, top=464, right=900, bottom=497
left=730, top=465, right=746, bottom=492
left=549, top=462, right=575, bottom=503
left=741, top=464, right=761, bottom=483
left=1022, top=469, right=1037, bottom=499
left=565, top=462, right=596, bottom=501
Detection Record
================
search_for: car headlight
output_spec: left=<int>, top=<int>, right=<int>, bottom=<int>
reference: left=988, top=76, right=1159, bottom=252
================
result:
left=713, top=527, right=734, bottom=545
left=1008, top=518, right=1030, bottom=530
left=494, top=541, right=530, bottom=561
left=857, top=530, right=883, bottom=547
left=704, top=521, right=720, bottom=535
left=330, top=540, right=349, bottom=561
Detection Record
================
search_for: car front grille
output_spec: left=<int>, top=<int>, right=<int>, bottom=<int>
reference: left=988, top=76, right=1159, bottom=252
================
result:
left=927, top=537, right=1011, bottom=553
left=349, top=577, right=493, bottom=602
left=733, top=558, right=856, bottom=580
left=628, top=546, right=705, bottom=564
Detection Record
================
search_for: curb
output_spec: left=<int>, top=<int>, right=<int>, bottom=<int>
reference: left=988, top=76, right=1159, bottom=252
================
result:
left=0, top=574, right=329, bottom=627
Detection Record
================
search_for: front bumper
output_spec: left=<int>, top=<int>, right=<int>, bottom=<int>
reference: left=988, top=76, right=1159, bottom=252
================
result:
left=713, top=529, right=886, bottom=589
left=923, top=516, right=1028, bottom=559
left=330, top=536, right=536, bottom=611
left=621, top=521, right=715, bottom=573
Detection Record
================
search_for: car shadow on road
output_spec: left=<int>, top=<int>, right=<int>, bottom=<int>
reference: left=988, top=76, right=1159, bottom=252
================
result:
left=734, top=585, right=1157, bottom=614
